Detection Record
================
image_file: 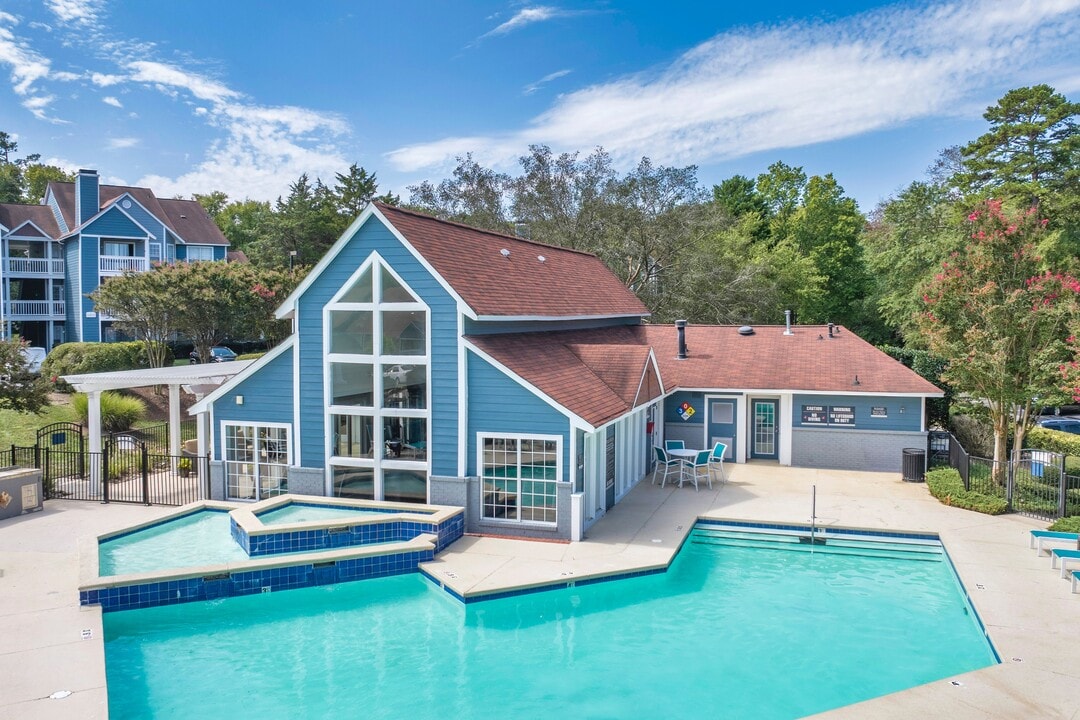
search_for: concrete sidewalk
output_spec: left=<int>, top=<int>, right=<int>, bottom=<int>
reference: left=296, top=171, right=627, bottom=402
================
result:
left=2, top=465, right=1078, bottom=719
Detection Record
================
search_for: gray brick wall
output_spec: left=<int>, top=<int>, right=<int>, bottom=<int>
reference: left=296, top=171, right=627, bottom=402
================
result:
left=287, top=466, right=326, bottom=497
left=791, top=428, right=926, bottom=473
left=209, top=461, right=225, bottom=501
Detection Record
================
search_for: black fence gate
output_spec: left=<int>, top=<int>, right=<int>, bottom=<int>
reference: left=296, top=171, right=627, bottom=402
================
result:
left=35, top=421, right=86, bottom=483
left=927, top=431, right=1079, bottom=521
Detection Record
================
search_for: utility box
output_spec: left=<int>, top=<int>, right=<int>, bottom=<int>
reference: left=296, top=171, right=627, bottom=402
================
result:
left=901, top=448, right=926, bottom=482
left=0, top=466, right=44, bottom=520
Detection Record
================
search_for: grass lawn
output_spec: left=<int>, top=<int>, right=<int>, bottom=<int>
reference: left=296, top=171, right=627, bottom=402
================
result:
left=0, top=400, right=81, bottom=447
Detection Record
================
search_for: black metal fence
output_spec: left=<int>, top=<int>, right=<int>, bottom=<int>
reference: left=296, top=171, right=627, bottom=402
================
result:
left=4, top=443, right=209, bottom=506
left=927, top=431, right=1079, bottom=521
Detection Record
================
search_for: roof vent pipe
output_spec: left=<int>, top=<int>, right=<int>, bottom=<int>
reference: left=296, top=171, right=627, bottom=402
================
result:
left=675, top=320, right=688, bottom=360
left=827, top=322, right=834, bottom=338
left=784, top=309, right=793, bottom=336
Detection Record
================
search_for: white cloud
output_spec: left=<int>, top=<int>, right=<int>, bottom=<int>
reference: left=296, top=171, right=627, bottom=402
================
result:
left=90, top=71, right=123, bottom=86
left=128, top=60, right=239, bottom=104
left=107, top=137, right=138, bottom=149
left=523, top=68, right=571, bottom=95
left=0, top=12, right=62, bottom=120
left=484, top=7, right=563, bottom=37
left=46, top=0, right=103, bottom=26
left=51, top=70, right=80, bottom=81
left=391, top=0, right=1080, bottom=173
left=102, top=95, right=122, bottom=107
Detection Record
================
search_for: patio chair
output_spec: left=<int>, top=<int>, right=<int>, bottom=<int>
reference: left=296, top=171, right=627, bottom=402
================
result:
left=709, top=442, right=728, bottom=484
left=681, top=449, right=713, bottom=491
left=664, top=439, right=685, bottom=452
left=653, top=446, right=683, bottom=488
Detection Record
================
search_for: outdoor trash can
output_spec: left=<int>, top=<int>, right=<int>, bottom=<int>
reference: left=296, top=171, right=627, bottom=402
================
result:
left=902, top=448, right=925, bottom=482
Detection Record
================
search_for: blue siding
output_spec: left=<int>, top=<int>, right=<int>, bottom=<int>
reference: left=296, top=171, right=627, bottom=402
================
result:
left=81, top=206, right=147, bottom=239
left=295, top=216, right=459, bottom=475
left=465, top=316, right=643, bottom=335
left=118, top=200, right=162, bottom=240
left=212, top=346, right=295, bottom=457
left=77, top=173, right=98, bottom=225
left=792, top=394, right=922, bottom=432
left=47, top=192, right=68, bottom=234
left=63, top=239, right=81, bottom=340
left=80, top=236, right=99, bottom=342
left=466, top=352, right=571, bottom=479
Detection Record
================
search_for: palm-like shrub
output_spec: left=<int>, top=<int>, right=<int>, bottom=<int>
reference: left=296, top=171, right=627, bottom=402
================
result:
left=72, top=391, right=147, bottom=431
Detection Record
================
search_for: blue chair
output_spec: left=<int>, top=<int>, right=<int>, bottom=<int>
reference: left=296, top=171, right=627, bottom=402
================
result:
left=1050, top=547, right=1080, bottom=578
left=653, top=446, right=683, bottom=487
left=709, top=442, right=728, bottom=484
left=682, top=449, right=713, bottom=491
left=1030, top=529, right=1080, bottom=554
left=664, top=440, right=685, bottom=452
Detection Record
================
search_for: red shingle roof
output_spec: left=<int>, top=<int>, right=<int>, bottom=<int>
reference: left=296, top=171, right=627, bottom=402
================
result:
left=469, top=323, right=940, bottom=428
left=47, top=181, right=228, bottom=245
left=375, top=203, right=647, bottom=318
left=0, top=203, right=61, bottom=238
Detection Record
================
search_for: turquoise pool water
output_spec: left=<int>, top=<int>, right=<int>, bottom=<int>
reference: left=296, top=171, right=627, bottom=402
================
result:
left=103, top=526, right=996, bottom=719
left=99, top=511, right=248, bottom=576
left=257, top=503, right=390, bottom=525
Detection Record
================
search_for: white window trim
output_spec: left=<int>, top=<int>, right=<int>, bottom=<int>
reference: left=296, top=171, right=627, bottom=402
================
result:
left=477, top=432, right=562, bottom=526
left=323, top=256, right=431, bottom=501
left=220, top=421, right=292, bottom=502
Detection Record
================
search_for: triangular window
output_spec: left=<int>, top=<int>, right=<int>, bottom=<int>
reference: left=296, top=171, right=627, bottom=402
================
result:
left=339, top=267, right=373, bottom=302
left=381, top=266, right=418, bottom=303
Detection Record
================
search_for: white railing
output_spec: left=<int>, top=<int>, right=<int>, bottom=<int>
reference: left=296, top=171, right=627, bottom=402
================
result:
left=99, top=255, right=147, bottom=273
left=4, top=257, right=64, bottom=274
left=3, top=300, right=65, bottom=317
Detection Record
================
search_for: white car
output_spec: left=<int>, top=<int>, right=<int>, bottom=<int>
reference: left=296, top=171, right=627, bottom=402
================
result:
left=383, top=365, right=411, bottom=384
left=19, top=346, right=46, bottom=374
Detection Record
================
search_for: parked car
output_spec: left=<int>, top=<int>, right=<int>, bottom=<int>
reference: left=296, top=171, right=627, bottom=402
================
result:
left=189, top=346, right=238, bottom=364
left=1036, top=417, right=1080, bottom=435
left=19, top=346, right=47, bottom=374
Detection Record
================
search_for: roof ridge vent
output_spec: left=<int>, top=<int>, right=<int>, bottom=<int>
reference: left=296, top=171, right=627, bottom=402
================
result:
left=738, top=325, right=754, bottom=336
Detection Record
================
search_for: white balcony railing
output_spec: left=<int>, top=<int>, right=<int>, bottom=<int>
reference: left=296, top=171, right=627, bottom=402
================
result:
left=4, top=257, right=65, bottom=275
left=3, top=300, right=66, bottom=318
left=99, top=255, right=147, bottom=273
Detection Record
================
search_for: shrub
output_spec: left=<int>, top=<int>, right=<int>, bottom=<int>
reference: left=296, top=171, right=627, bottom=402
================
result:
left=1049, top=516, right=1080, bottom=532
left=949, top=413, right=995, bottom=457
left=925, top=467, right=1009, bottom=515
left=72, top=391, right=146, bottom=431
left=1026, top=426, right=1080, bottom=457
left=43, top=342, right=173, bottom=391
left=236, top=352, right=266, bottom=361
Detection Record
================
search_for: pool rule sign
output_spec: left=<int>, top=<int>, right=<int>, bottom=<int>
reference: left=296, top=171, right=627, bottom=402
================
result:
left=801, top=404, right=856, bottom=426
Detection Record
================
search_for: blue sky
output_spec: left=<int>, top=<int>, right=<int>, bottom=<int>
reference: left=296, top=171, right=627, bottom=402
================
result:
left=1, top=0, right=1077, bottom=212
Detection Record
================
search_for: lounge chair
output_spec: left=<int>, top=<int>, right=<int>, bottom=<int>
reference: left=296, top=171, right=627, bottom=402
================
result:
left=1030, top=529, right=1080, bottom=554
left=1050, top=548, right=1080, bottom=578
left=709, top=442, right=728, bottom=484
left=653, top=446, right=683, bottom=488
left=681, top=449, right=713, bottom=491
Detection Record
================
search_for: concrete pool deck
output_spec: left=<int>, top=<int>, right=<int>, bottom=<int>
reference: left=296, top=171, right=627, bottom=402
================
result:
left=2, top=464, right=1078, bottom=719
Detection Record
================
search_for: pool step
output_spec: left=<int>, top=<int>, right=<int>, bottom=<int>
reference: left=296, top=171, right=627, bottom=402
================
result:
left=691, top=529, right=943, bottom=561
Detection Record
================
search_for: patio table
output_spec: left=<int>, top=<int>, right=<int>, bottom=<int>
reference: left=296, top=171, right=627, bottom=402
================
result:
left=668, top=448, right=699, bottom=483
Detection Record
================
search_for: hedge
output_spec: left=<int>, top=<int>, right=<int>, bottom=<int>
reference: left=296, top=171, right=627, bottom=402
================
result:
left=1025, top=426, right=1080, bottom=457
left=1049, top=516, right=1080, bottom=532
left=925, top=467, right=1009, bottom=515
left=42, top=342, right=173, bottom=391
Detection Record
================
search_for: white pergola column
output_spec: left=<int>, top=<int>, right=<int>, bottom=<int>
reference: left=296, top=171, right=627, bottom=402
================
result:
left=87, top=390, right=102, bottom=495
left=168, top=383, right=182, bottom=458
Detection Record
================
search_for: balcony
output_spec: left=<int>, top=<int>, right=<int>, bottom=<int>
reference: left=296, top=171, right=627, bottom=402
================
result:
left=99, top=255, right=147, bottom=274
left=2, top=300, right=66, bottom=319
left=4, top=257, right=65, bottom=275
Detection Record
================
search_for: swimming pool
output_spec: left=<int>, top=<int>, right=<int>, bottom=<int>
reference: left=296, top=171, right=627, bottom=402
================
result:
left=103, top=524, right=997, bottom=719
left=255, top=503, right=393, bottom=525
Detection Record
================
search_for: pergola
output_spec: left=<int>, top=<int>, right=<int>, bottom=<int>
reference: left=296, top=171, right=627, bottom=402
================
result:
left=62, top=361, right=253, bottom=466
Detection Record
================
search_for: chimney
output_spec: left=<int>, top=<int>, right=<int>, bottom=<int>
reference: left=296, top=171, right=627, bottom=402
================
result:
left=827, top=322, right=835, bottom=338
left=675, top=320, right=688, bottom=360
left=784, top=309, right=793, bottom=335
left=76, top=169, right=99, bottom=226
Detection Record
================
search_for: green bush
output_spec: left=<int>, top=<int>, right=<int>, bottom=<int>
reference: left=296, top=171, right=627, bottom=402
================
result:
left=43, top=342, right=173, bottom=391
left=1049, top=516, right=1080, bottom=532
left=237, top=352, right=266, bottom=361
left=949, top=413, right=995, bottom=458
left=925, top=467, right=1010, bottom=515
left=72, top=391, right=147, bottom=431
left=1026, top=426, right=1080, bottom=457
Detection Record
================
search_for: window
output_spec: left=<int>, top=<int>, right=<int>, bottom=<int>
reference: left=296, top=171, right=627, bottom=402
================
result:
left=480, top=435, right=559, bottom=524
left=711, top=401, right=734, bottom=424
left=327, top=258, right=429, bottom=503
left=186, top=246, right=215, bottom=262
left=103, top=241, right=134, bottom=257
left=224, top=423, right=290, bottom=501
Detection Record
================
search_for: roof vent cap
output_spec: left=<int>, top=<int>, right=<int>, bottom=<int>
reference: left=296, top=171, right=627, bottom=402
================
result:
left=537, top=255, right=545, bottom=263
left=500, top=248, right=510, bottom=257
left=738, top=325, right=754, bottom=336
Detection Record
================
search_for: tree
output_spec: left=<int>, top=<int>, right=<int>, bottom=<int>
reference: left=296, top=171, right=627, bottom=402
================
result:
left=918, top=200, right=1080, bottom=474
left=407, top=154, right=511, bottom=232
left=0, top=131, right=40, bottom=203
left=953, top=85, right=1079, bottom=206
left=90, top=270, right=180, bottom=368
left=0, top=337, right=49, bottom=413
left=23, top=164, right=73, bottom=202
left=332, top=164, right=379, bottom=218
left=713, top=175, right=769, bottom=221
left=194, top=191, right=230, bottom=218
left=508, top=144, right=616, bottom=251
